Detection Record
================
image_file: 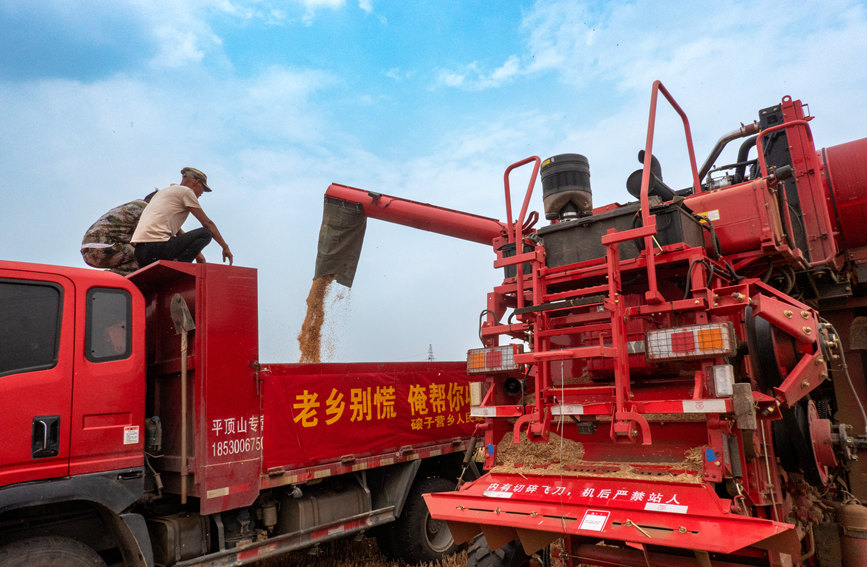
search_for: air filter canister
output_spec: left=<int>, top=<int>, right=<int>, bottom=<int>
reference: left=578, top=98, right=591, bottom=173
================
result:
left=541, top=153, right=592, bottom=220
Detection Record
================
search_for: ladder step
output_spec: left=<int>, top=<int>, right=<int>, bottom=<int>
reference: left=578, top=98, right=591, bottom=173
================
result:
left=538, top=322, right=612, bottom=338
left=545, top=285, right=609, bottom=302
left=516, top=345, right=617, bottom=363
left=513, top=294, right=606, bottom=316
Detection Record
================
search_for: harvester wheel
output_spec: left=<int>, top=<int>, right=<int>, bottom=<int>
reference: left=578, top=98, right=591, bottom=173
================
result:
left=0, top=536, right=106, bottom=567
left=392, top=476, right=459, bottom=563
left=466, top=534, right=531, bottom=567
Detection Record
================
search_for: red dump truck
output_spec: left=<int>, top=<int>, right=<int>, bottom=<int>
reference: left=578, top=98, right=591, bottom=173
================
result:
left=0, top=259, right=480, bottom=565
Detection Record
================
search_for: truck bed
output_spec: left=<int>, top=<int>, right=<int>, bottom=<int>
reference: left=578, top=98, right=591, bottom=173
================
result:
left=130, top=261, right=479, bottom=515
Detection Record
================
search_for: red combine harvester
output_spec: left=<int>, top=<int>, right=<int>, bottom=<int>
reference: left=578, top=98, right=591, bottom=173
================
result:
left=322, top=82, right=867, bottom=565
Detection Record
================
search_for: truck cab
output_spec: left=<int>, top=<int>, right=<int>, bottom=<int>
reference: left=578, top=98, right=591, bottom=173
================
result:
left=0, top=260, right=146, bottom=485
left=0, top=260, right=148, bottom=564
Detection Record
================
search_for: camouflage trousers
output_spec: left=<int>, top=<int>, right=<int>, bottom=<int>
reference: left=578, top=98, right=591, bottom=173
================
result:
left=81, top=243, right=139, bottom=275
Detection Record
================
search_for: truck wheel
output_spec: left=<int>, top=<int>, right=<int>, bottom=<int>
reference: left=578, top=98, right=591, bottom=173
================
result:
left=373, top=524, right=400, bottom=559
left=466, top=534, right=529, bottom=567
left=393, top=476, right=459, bottom=563
left=0, top=536, right=106, bottom=567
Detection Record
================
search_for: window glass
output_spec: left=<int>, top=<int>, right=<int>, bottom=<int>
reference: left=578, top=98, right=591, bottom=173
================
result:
left=0, top=280, right=62, bottom=376
left=86, top=288, right=131, bottom=361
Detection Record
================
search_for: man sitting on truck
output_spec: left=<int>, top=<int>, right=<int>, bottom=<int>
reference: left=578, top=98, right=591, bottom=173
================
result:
left=80, top=190, right=157, bottom=275
left=131, top=167, right=233, bottom=267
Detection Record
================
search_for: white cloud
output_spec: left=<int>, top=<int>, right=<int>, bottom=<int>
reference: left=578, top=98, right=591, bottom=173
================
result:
left=150, top=25, right=209, bottom=67
left=298, top=0, right=344, bottom=24
left=435, top=55, right=524, bottom=90
left=490, top=55, right=521, bottom=83
left=436, top=65, right=473, bottom=88
left=4, top=0, right=867, bottom=364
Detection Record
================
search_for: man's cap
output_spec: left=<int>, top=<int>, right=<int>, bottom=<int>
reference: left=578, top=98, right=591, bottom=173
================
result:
left=181, top=167, right=212, bottom=192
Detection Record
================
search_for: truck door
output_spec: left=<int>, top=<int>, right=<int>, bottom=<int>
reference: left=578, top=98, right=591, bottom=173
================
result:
left=0, top=270, right=75, bottom=487
left=68, top=285, right=145, bottom=475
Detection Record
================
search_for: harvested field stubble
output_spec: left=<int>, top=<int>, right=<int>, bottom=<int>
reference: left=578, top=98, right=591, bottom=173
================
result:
left=255, top=538, right=466, bottom=567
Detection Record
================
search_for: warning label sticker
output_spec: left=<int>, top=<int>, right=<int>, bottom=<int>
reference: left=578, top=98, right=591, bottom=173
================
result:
left=124, top=426, right=140, bottom=445
left=579, top=510, right=610, bottom=532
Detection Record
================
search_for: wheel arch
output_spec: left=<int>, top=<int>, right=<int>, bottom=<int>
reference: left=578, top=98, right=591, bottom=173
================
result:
left=0, top=469, right=152, bottom=566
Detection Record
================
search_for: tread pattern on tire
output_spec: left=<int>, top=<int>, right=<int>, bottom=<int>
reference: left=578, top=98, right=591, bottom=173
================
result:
left=0, top=536, right=106, bottom=567
left=466, top=534, right=529, bottom=567
left=393, top=476, right=459, bottom=564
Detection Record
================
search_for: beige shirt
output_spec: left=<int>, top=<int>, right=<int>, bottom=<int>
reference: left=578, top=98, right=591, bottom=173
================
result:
left=131, top=184, right=201, bottom=243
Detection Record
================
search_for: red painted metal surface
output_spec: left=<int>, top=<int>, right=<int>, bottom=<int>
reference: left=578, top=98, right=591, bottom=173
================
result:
left=325, top=183, right=507, bottom=245
left=129, top=262, right=481, bottom=516
left=425, top=472, right=799, bottom=556
left=260, top=362, right=480, bottom=474
left=131, top=261, right=261, bottom=515
left=0, top=260, right=145, bottom=487
left=822, top=137, right=867, bottom=249
left=684, top=179, right=786, bottom=255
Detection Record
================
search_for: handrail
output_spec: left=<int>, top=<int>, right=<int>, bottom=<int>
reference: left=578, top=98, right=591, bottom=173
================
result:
left=755, top=120, right=809, bottom=177
left=756, top=120, right=837, bottom=267
left=503, top=156, right=542, bottom=245
left=503, top=156, right=542, bottom=310
left=636, top=81, right=702, bottom=302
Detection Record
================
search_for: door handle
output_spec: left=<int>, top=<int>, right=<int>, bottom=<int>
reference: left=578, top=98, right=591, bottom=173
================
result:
left=32, top=415, right=60, bottom=458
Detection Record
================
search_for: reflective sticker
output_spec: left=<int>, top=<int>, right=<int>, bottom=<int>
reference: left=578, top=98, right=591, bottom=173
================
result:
left=551, top=405, right=584, bottom=415
left=483, top=490, right=514, bottom=499
left=471, top=407, right=496, bottom=417
left=207, top=487, right=230, bottom=499
left=682, top=399, right=727, bottom=413
left=645, top=502, right=688, bottom=514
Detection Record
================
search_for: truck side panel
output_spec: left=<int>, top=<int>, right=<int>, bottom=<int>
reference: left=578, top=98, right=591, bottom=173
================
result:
left=261, top=362, right=478, bottom=473
left=130, top=261, right=261, bottom=516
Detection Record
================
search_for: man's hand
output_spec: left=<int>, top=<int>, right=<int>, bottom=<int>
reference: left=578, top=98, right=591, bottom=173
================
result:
left=195, top=253, right=207, bottom=264
left=189, top=206, right=233, bottom=265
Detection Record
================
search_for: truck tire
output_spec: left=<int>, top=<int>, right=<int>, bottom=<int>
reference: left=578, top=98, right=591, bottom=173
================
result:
left=373, top=523, right=400, bottom=559
left=466, top=534, right=529, bottom=567
left=0, top=536, right=106, bottom=567
left=392, top=476, right=459, bottom=563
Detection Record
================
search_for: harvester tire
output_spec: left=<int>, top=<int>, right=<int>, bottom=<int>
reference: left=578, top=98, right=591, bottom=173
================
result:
left=466, top=534, right=530, bottom=567
left=0, top=536, right=106, bottom=567
left=392, top=476, right=459, bottom=563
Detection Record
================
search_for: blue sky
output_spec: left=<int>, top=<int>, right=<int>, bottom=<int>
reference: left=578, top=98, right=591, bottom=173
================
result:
left=2, top=0, right=867, bottom=362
